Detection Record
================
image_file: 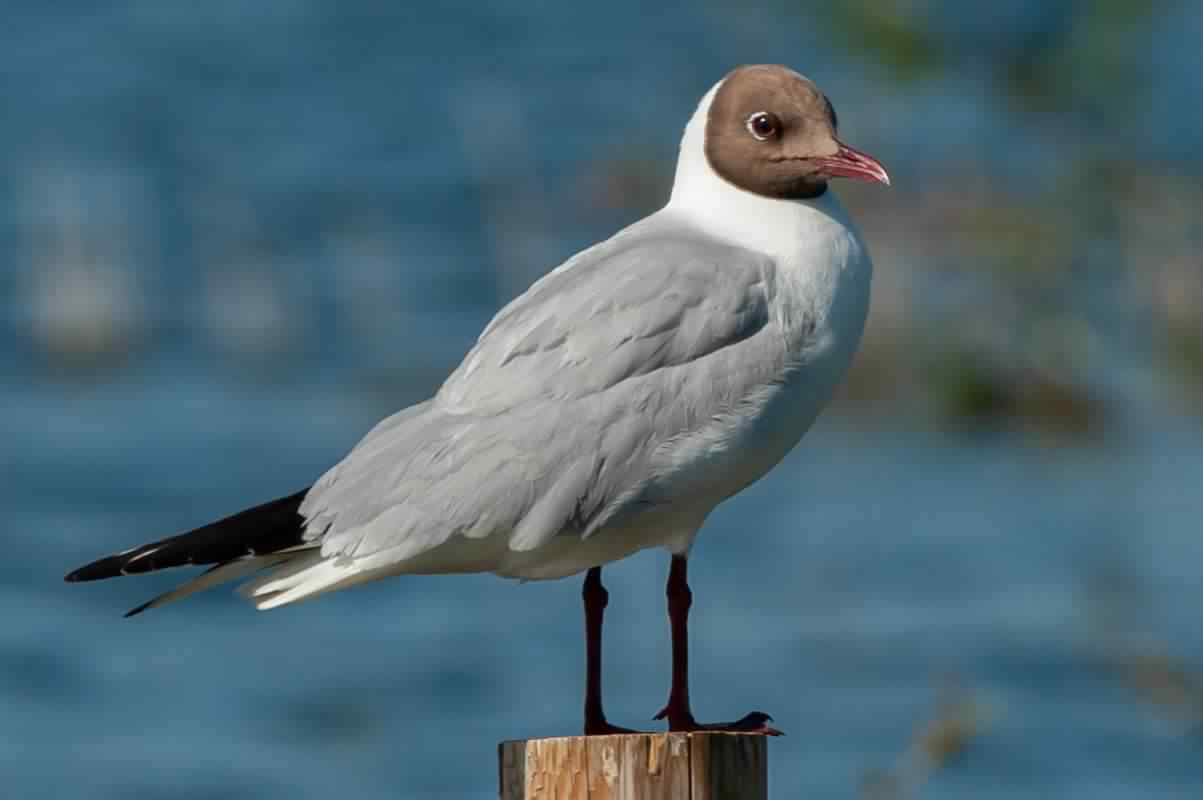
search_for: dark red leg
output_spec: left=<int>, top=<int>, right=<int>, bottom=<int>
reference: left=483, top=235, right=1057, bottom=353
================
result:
left=653, top=556, right=783, bottom=736
left=583, top=567, right=637, bottom=735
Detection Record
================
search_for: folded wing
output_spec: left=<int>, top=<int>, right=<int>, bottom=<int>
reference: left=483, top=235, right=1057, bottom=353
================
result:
left=302, top=217, right=787, bottom=569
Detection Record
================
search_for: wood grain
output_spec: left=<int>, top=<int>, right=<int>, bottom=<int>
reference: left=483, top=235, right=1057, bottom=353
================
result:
left=690, top=733, right=767, bottom=800
left=500, top=733, right=767, bottom=799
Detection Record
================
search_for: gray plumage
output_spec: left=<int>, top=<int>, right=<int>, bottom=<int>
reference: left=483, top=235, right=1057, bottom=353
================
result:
left=300, top=215, right=791, bottom=570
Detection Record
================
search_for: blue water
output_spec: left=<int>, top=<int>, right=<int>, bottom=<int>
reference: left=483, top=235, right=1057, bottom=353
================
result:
left=10, top=411, right=1203, bottom=798
left=4, top=3, right=1203, bottom=798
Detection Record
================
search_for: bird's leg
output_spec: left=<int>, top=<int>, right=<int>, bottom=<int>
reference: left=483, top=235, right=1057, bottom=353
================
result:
left=654, top=555, right=695, bottom=726
left=582, top=567, right=637, bottom=735
left=653, top=555, right=783, bottom=736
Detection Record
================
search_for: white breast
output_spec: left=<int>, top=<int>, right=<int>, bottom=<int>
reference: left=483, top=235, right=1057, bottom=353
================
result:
left=648, top=80, right=875, bottom=528
left=655, top=193, right=872, bottom=507
left=739, top=206, right=872, bottom=479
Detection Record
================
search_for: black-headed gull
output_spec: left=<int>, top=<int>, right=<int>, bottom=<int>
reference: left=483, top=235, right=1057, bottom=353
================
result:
left=67, top=65, right=889, bottom=736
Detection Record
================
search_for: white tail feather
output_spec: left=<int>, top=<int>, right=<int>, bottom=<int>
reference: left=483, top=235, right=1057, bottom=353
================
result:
left=238, top=551, right=379, bottom=610
left=246, top=555, right=368, bottom=606
left=239, top=550, right=326, bottom=598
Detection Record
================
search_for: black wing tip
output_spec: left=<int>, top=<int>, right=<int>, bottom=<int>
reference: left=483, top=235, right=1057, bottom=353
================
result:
left=64, top=557, right=123, bottom=583
left=64, top=546, right=161, bottom=582
left=64, top=487, right=309, bottom=586
left=64, top=561, right=152, bottom=615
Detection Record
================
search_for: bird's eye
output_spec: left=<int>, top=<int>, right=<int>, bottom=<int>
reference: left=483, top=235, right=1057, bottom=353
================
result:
left=745, top=112, right=780, bottom=141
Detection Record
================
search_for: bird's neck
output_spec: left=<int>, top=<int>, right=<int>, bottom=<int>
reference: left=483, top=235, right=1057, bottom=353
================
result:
left=666, top=83, right=872, bottom=357
left=666, top=85, right=857, bottom=261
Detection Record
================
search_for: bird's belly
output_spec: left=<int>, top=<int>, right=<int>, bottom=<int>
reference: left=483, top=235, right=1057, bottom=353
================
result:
left=654, top=323, right=862, bottom=510
left=492, top=505, right=705, bottom=580
left=701, top=362, right=834, bottom=497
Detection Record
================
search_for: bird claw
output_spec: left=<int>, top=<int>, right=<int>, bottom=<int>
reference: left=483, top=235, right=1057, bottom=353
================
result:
left=709, top=711, right=784, bottom=736
left=652, top=708, right=783, bottom=736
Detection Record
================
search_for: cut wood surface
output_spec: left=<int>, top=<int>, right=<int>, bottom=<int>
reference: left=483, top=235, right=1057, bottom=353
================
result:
left=498, top=733, right=768, bottom=800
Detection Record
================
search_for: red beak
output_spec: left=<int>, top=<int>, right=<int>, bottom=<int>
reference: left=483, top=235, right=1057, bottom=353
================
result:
left=813, top=141, right=890, bottom=186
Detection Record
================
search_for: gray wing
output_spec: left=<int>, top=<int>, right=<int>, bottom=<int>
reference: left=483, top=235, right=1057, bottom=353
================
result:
left=437, top=224, right=777, bottom=414
left=299, top=216, right=790, bottom=564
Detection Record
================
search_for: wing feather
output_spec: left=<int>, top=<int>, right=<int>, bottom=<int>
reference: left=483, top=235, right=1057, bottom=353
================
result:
left=299, top=215, right=787, bottom=567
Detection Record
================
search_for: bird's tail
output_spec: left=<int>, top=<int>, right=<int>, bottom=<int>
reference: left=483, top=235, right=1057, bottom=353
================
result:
left=64, top=489, right=315, bottom=616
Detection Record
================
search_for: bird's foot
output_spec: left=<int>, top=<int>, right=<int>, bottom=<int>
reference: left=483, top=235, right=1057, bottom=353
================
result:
left=653, top=707, right=783, bottom=736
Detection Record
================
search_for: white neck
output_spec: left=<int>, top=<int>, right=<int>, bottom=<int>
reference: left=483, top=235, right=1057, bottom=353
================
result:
left=665, top=83, right=857, bottom=258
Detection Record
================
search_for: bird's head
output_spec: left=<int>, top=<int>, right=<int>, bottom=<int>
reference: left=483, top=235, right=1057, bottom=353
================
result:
left=703, top=65, right=890, bottom=200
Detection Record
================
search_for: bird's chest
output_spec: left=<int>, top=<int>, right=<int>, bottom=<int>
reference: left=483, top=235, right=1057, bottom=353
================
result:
left=774, top=228, right=872, bottom=417
left=725, top=238, right=871, bottom=481
left=650, top=225, right=872, bottom=509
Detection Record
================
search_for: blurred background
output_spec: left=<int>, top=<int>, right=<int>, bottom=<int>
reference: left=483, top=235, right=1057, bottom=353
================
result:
left=4, top=1, right=1202, bottom=798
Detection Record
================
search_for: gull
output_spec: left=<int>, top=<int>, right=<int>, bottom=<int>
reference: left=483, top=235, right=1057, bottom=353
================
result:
left=66, top=65, right=889, bottom=735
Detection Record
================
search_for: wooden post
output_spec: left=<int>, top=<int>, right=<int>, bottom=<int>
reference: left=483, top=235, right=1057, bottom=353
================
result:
left=498, top=733, right=768, bottom=799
